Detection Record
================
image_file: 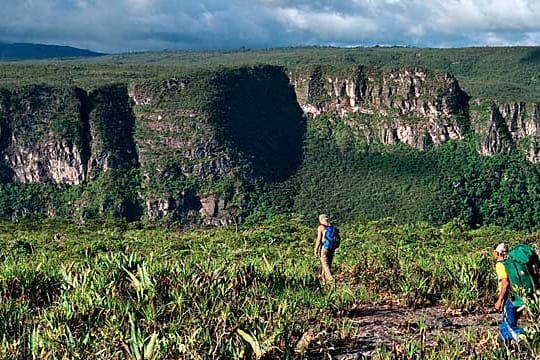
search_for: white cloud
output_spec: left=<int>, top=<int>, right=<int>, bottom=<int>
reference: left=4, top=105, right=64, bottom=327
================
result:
left=1, top=0, right=540, bottom=52
left=426, top=0, right=540, bottom=32
left=275, top=8, right=378, bottom=41
left=125, top=0, right=155, bottom=14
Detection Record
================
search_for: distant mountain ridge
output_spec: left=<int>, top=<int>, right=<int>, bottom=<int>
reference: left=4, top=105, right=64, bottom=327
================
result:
left=0, top=42, right=105, bottom=60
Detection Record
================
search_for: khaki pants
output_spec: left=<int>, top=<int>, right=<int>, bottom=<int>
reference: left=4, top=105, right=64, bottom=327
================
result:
left=320, top=247, right=335, bottom=282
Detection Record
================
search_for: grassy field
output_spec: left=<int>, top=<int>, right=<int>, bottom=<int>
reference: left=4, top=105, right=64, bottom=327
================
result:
left=99, top=46, right=540, bottom=102
left=2, top=46, right=540, bottom=100
left=1, top=215, right=539, bottom=359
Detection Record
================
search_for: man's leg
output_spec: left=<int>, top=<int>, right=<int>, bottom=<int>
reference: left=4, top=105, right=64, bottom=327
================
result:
left=327, top=248, right=335, bottom=276
left=503, top=299, right=524, bottom=341
left=320, top=248, right=334, bottom=282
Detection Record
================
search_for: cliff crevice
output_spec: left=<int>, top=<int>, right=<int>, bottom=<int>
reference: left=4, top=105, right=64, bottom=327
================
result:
left=471, top=100, right=540, bottom=161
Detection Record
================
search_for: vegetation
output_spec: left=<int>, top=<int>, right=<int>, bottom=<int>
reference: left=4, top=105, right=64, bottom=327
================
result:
left=0, top=168, right=142, bottom=221
left=0, top=215, right=538, bottom=358
left=289, top=114, right=540, bottom=232
left=1, top=46, right=540, bottom=358
left=0, top=63, right=178, bottom=90
left=4, top=46, right=540, bottom=100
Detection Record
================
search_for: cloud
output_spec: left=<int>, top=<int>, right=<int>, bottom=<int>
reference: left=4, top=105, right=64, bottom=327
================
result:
left=1, top=0, right=540, bottom=52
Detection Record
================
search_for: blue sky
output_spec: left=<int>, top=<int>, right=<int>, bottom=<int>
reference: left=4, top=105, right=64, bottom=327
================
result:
left=1, top=0, right=540, bottom=53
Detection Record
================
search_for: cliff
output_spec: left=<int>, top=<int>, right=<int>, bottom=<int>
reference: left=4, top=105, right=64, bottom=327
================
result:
left=1, top=86, right=87, bottom=185
left=290, top=65, right=469, bottom=150
left=290, top=65, right=540, bottom=164
left=0, top=64, right=539, bottom=225
left=470, top=100, right=540, bottom=162
left=127, top=66, right=304, bottom=224
left=0, top=66, right=305, bottom=223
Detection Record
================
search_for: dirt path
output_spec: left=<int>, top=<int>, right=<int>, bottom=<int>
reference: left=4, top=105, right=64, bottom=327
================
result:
left=298, top=304, right=501, bottom=359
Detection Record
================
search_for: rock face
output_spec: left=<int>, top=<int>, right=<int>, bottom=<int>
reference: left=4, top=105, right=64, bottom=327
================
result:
left=86, top=86, right=138, bottom=178
left=131, top=76, right=232, bottom=222
left=1, top=86, right=87, bottom=185
left=1, top=65, right=539, bottom=223
left=130, top=66, right=304, bottom=224
left=291, top=65, right=469, bottom=150
left=0, top=85, right=139, bottom=186
left=471, top=100, right=540, bottom=161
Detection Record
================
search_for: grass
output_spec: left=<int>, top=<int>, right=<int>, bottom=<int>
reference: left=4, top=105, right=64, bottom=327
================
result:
left=3, top=46, right=540, bottom=101
left=0, top=215, right=538, bottom=358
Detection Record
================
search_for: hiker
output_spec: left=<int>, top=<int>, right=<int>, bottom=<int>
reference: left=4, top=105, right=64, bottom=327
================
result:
left=493, top=242, right=525, bottom=344
left=314, top=214, right=340, bottom=283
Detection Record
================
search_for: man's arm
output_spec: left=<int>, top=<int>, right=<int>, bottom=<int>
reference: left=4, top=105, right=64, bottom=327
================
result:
left=495, top=277, right=509, bottom=311
left=314, top=225, right=324, bottom=257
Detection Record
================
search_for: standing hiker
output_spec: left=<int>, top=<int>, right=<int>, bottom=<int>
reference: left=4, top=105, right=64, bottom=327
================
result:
left=314, top=214, right=340, bottom=284
left=493, top=242, right=525, bottom=344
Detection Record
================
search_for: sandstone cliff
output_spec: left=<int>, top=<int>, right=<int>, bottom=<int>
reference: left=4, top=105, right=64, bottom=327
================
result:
left=130, top=66, right=304, bottom=224
left=290, top=65, right=469, bottom=150
left=2, top=85, right=87, bottom=185
left=0, top=64, right=538, bottom=223
left=470, top=100, right=540, bottom=162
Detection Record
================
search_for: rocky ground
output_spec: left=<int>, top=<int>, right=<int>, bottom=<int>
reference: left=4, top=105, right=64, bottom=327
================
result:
left=297, top=304, right=504, bottom=359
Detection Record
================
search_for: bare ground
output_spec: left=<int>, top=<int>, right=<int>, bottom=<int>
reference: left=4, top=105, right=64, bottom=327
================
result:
left=297, top=303, right=503, bottom=359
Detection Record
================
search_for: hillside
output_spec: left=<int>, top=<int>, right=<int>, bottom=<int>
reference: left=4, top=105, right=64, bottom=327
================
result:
left=0, top=66, right=305, bottom=225
left=0, top=42, right=105, bottom=61
left=0, top=48, right=540, bottom=229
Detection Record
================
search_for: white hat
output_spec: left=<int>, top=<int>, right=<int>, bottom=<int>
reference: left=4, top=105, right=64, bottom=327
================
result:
left=319, top=214, right=329, bottom=223
left=495, top=243, right=508, bottom=254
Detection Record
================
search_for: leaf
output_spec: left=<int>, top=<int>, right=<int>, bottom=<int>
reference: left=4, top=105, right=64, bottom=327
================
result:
left=237, top=329, right=261, bottom=359
left=144, top=332, right=158, bottom=360
left=123, top=266, right=141, bottom=290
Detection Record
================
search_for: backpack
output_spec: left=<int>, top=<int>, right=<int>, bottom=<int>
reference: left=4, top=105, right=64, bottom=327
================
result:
left=504, top=244, right=540, bottom=307
left=323, top=225, right=340, bottom=250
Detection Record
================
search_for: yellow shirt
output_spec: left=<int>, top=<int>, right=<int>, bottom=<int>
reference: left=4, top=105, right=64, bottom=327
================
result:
left=496, top=261, right=508, bottom=295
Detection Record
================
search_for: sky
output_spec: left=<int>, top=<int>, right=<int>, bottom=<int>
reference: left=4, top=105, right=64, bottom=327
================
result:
left=1, top=0, right=540, bottom=53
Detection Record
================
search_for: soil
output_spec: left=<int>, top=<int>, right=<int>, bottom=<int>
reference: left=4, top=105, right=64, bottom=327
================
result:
left=297, top=303, right=502, bottom=359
